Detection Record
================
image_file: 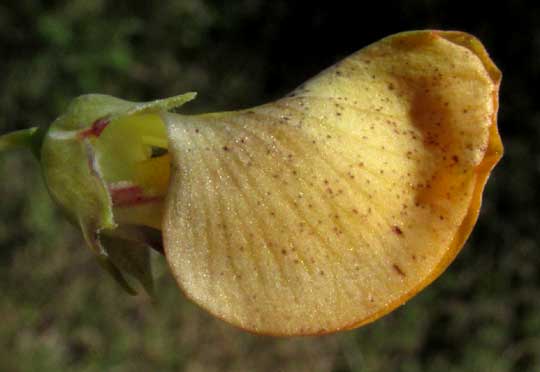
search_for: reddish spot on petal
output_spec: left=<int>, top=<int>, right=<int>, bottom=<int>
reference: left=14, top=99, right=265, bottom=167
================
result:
left=79, top=118, right=110, bottom=139
left=392, top=264, right=406, bottom=277
left=110, top=185, right=162, bottom=207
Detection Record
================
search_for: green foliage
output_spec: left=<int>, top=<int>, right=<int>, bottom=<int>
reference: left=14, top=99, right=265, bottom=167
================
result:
left=1, top=1, right=539, bottom=371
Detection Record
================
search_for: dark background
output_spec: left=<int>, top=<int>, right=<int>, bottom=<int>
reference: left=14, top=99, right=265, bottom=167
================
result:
left=1, top=1, right=538, bottom=371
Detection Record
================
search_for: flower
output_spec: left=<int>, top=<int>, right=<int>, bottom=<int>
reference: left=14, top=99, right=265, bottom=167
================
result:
left=0, top=30, right=502, bottom=335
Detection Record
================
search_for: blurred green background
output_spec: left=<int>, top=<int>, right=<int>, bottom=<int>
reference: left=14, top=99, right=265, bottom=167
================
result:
left=1, top=1, right=538, bottom=371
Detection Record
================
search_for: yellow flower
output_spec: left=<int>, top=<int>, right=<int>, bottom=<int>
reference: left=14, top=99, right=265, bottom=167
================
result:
left=0, top=30, right=502, bottom=335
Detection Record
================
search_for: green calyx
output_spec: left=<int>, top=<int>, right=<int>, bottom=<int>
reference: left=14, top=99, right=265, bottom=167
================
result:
left=3, top=92, right=196, bottom=296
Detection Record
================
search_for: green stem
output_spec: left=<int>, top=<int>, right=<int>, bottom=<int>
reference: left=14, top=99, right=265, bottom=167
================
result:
left=0, top=127, right=43, bottom=158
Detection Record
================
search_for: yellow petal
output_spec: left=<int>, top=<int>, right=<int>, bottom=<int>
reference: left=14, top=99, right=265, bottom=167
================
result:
left=162, top=30, right=502, bottom=335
